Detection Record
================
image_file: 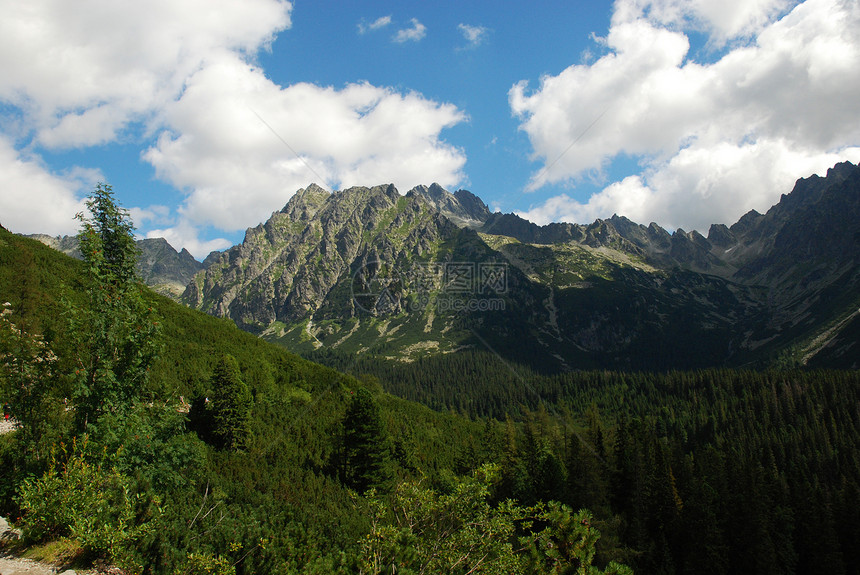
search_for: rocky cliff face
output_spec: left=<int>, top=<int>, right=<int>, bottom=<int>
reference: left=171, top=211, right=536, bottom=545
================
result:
left=25, top=234, right=81, bottom=258
left=136, top=238, right=205, bottom=297
left=408, top=184, right=491, bottom=228
left=181, top=162, right=860, bottom=369
left=182, top=183, right=464, bottom=332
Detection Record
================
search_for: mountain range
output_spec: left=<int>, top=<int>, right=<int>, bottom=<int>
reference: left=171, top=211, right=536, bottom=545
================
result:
left=30, top=161, right=860, bottom=370
left=181, top=162, right=860, bottom=370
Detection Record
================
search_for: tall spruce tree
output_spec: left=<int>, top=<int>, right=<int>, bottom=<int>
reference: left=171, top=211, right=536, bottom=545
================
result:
left=207, top=354, right=252, bottom=451
left=72, top=183, right=159, bottom=430
left=341, top=387, right=390, bottom=492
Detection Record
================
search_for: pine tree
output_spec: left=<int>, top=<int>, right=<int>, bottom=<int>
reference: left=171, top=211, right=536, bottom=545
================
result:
left=207, top=354, right=252, bottom=451
left=340, top=388, right=390, bottom=492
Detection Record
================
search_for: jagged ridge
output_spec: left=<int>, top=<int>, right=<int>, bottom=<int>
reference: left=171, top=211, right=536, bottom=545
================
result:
left=178, top=163, right=860, bottom=369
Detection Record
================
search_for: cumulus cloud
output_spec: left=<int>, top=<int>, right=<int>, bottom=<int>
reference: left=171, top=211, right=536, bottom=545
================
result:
left=394, top=18, right=427, bottom=43
left=0, top=0, right=292, bottom=148
left=511, top=0, right=860, bottom=232
left=518, top=142, right=860, bottom=229
left=612, top=0, right=797, bottom=44
left=0, top=136, right=91, bottom=235
left=0, top=0, right=294, bottom=253
left=458, top=24, right=489, bottom=48
left=358, top=15, right=392, bottom=34
left=129, top=205, right=172, bottom=230
left=143, top=55, right=467, bottom=234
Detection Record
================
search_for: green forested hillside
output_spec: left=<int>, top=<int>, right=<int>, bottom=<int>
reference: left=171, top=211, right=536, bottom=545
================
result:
left=312, top=349, right=860, bottom=574
left=2, top=208, right=860, bottom=574
left=0, top=223, right=487, bottom=572
left=0, top=210, right=629, bottom=574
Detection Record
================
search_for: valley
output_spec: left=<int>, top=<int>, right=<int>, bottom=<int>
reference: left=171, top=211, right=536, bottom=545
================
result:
left=3, top=162, right=858, bottom=574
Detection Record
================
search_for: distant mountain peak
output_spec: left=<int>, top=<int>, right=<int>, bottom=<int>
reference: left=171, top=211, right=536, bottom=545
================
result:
left=26, top=161, right=853, bottom=370
left=25, top=233, right=205, bottom=299
left=407, top=184, right=490, bottom=228
left=280, top=183, right=331, bottom=219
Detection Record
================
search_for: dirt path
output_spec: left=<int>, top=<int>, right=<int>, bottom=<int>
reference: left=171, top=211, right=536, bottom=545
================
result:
left=1, top=516, right=58, bottom=574
left=1, top=516, right=54, bottom=575
left=0, top=554, right=64, bottom=575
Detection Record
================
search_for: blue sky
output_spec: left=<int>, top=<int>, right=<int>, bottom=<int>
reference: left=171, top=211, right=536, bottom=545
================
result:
left=2, top=0, right=859, bottom=258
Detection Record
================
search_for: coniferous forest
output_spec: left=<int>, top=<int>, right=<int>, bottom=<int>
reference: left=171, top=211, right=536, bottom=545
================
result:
left=1, top=187, right=860, bottom=574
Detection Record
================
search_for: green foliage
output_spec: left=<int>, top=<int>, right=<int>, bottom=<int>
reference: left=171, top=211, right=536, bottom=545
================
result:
left=359, top=464, right=631, bottom=575
left=206, top=354, right=252, bottom=451
left=339, top=387, right=391, bottom=493
left=0, top=302, right=64, bottom=456
left=16, top=436, right=161, bottom=565
left=526, top=503, right=633, bottom=575
left=172, top=552, right=236, bottom=575
left=320, top=350, right=860, bottom=574
left=90, top=402, right=206, bottom=492
left=72, top=183, right=160, bottom=430
left=78, top=183, right=138, bottom=286
left=4, top=223, right=860, bottom=574
left=358, top=465, right=522, bottom=574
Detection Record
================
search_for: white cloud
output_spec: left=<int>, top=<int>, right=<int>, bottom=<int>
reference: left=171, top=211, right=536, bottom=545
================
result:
left=0, top=0, right=294, bottom=252
left=611, top=0, right=797, bottom=45
left=511, top=0, right=860, bottom=231
left=0, top=136, right=91, bottom=235
left=359, top=15, right=392, bottom=34
left=394, top=18, right=427, bottom=43
left=143, top=55, right=467, bottom=231
left=458, top=24, right=489, bottom=48
left=0, top=0, right=293, bottom=148
left=0, top=0, right=465, bottom=255
left=519, top=142, right=860, bottom=230
left=129, top=205, right=172, bottom=229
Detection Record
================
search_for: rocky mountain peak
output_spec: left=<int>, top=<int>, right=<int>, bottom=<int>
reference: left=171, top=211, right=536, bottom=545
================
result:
left=281, top=183, right=330, bottom=220
left=728, top=209, right=764, bottom=236
left=827, top=161, right=857, bottom=177
left=135, top=237, right=204, bottom=296
left=707, top=224, right=736, bottom=248
left=182, top=182, right=466, bottom=331
left=407, top=183, right=490, bottom=228
left=453, top=189, right=491, bottom=221
left=163, top=161, right=860, bottom=369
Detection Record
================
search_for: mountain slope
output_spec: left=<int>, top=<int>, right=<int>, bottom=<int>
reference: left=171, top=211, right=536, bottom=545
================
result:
left=477, top=162, right=860, bottom=366
left=177, top=186, right=779, bottom=369
left=182, top=183, right=464, bottom=330
left=7, top=218, right=860, bottom=574
left=0, top=223, right=497, bottom=573
left=135, top=237, right=205, bottom=297
left=173, top=162, right=859, bottom=370
left=715, top=162, right=860, bottom=363
left=408, top=183, right=491, bottom=228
